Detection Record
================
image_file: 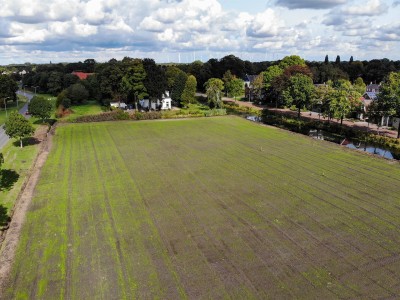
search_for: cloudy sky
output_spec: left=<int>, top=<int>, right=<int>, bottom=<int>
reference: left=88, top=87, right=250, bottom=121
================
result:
left=0, top=0, right=399, bottom=65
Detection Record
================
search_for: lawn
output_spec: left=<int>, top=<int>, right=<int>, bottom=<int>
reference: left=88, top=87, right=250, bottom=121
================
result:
left=4, top=116, right=400, bottom=299
left=60, top=101, right=103, bottom=121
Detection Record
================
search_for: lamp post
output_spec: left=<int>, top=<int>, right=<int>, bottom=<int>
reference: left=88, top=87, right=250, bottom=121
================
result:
left=4, top=97, right=10, bottom=118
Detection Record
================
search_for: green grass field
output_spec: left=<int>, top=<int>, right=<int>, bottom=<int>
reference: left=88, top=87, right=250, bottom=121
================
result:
left=4, top=116, right=400, bottom=299
left=60, top=101, right=103, bottom=121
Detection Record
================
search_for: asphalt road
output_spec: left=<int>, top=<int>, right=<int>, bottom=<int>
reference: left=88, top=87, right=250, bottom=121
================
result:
left=0, top=91, right=34, bottom=150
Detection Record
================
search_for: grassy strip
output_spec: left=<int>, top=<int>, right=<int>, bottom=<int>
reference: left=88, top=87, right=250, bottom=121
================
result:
left=6, top=117, right=400, bottom=299
left=0, top=132, right=41, bottom=230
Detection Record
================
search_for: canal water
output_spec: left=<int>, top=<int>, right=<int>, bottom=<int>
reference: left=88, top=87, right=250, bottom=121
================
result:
left=245, top=116, right=400, bottom=160
left=309, top=129, right=400, bottom=160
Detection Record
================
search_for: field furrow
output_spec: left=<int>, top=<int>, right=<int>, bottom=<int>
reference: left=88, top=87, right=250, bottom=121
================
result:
left=4, top=116, right=400, bottom=299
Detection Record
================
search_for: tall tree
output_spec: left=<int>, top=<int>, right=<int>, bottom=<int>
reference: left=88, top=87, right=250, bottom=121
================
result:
left=170, top=71, right=188, bottom=106
left=5, top=111, right=34, bottom=148
left=121, top=59, right=147, bottom=109
left=226, top=77, right=244, bottom=101
left=282, top=74, right=315, bottom=118
left=279, top=55, right=306, bottom=69
left=349, top=56, right=354, bottom=63
left=330, top=89, right=351, bottom=126
left=0, top=75, right=18, bottom=107
left=204, top=78, right=224, bottom=108
left=181, top=75, right=197, bottom=107
left=143, top=58, right=167, bottom=101
left=28, top=96, right=52, bottom=123
left=313, top=84, right=335, bottom=120
left=66, top=83, right=89, bottom=104
left=376, top=72, right=400, bottom=138
left=263, top=65, right=283, bottom=91
left=47, top=71, right=63, bottom=96
left=222, top=70, right=234, bottom=96
left=251, top=74, right=264, bottom=101
left=335, top=55, right=341, bottom=64
left=354, top=77, right=366, bottom=95
left=97, top=62, right=123, bottom=101
left=324, top=55, right=329, bottom=64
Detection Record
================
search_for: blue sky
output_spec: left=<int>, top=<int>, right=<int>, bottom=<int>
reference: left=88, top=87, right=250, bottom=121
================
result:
left=0, top=0, right=399, bottom=65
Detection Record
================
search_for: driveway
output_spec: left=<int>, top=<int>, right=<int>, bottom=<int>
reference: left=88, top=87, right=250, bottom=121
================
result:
left=0, top=91, right=34, bottom=150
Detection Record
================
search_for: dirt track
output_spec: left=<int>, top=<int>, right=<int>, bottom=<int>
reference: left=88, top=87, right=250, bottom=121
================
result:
left=0, top=126, right=54, bottom=296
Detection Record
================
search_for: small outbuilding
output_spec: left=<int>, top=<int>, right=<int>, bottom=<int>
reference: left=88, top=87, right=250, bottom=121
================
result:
left=110, top=102, right=127, bottom=109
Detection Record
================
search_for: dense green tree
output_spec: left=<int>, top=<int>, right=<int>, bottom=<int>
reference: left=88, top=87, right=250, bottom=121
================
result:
left=97, top=62, right=123, bottom=101
left=354, top=77, right=366, bottom=95
left=66, top=83, right=89, bottom=104
left=47, top=71, right=63, bottom=96
left=282, top=74, right=314, bottom=118
left=278, top=55, right=306, bottom=69
left=4, top=111, right=34, bottom=148
left=349, top=56, right=354, bottom=63
left=328, top=81, right=361, bottom=126
left=222, top=70, right=234, bottom=96
left=263, top=65, right=283, bottom=91
left=204, top=78, right=224, bottom=108
left=335, top=55, right=341, bottom=64
left=315, top=84, right=334, bottom=119
left=181, top=75, right=197, bottom=107
left=0, top=75, right=18, bottom=107
left=376, top=72, right=400, bottom=137
left=143, top=59, right=167, bottom=102
left=325, top=55, right=329, bottom=64
left=171, top=71, right=188, bottom=105
left=226, top=77, right=244, bottom=101
left=121, top=59, right=147, bottom=109
left=63, top=73, right=80, bottom=89
left=28, top=96, right=52, bottom=122
left=330, top=89, right=351, bottom=126
left=251, top=74, right=265, bottom=101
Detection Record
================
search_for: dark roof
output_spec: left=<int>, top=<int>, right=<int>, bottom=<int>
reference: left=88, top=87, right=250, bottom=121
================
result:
left=244, top=74, right=258, bottom=83
left=363, top=92, right=377, bottom=100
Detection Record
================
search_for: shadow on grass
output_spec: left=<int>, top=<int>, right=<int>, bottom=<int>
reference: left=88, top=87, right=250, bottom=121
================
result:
left=0, top=169, right=19, bottom=191
left=0, top=204, right=10, bottom=228
left=12, top=137, right=40, bottom=147
left=32, top=118, right=56, bottom=125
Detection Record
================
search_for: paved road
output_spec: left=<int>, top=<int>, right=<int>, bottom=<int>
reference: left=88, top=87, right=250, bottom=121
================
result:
left=0, top=91, right=34, bottom=150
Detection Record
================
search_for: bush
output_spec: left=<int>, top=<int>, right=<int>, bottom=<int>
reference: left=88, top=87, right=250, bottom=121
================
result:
left=129, top=111, right=162, bottom=120
left=74, top=109, right=129, bottom=122
left=224, top=102, right=261, bottom=116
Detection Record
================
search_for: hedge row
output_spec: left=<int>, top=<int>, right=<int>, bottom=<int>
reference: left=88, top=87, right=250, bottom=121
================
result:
left=224, top=102, right=261, bottom=116
left=72, top=108, right=226, bottom=123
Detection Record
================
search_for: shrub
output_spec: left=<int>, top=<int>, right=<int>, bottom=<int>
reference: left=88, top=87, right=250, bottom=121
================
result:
left=74, top=109, right=129, bottom=122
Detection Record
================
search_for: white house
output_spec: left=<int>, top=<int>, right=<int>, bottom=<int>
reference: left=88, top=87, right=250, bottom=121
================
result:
left=161, top=91, right=172, bottom=110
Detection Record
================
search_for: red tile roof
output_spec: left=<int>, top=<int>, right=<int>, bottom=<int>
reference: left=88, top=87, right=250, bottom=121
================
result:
left=72, top=71, right=94, bottom=80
